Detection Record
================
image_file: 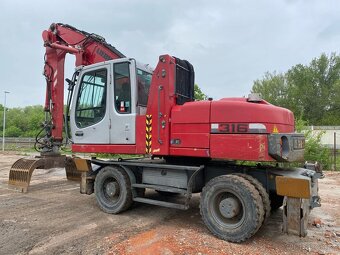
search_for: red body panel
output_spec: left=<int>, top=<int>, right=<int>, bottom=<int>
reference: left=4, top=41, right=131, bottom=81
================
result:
left=170, top=147, right=210, bottom=157
left=72, top=144, right=138, bottom=154
left=211, top=98, right=294, bottom=133
left=171, top=101, right=211, bottom=123
left=210, top=134, right=272, bottom=161
left=171, top=131, right=210, bottom=148
left=166, top=97, right=294, bottom=161
left=146, top=55, right=176, bottom=155
left=170, top=101, right=211, bottom=156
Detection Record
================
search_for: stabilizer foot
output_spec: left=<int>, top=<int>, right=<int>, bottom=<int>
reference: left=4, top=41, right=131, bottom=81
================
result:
left=282, top=196, right=310, bottom=237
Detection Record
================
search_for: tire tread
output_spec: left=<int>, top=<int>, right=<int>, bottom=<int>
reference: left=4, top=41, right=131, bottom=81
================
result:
left=94, top=166, right=133, bottom=214
left=233, top=173, right=271, bottom=223
left=200, top=174, right=264, bottom=242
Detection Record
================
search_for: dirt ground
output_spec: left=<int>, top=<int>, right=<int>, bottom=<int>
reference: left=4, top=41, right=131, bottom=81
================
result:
left=0, top=152, right=339, bottom=255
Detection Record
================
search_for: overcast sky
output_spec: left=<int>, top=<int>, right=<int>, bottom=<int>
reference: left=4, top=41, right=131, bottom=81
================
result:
left=0, top=0, right=339, bottom=107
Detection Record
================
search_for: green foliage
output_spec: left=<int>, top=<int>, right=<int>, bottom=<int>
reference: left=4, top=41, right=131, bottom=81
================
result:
left=252, top=72, right=288, bottom=107
left=6, top=126, right=22, bottom=137
left=1, top=105, right=44, bottom=137
left=252, top=52, right=340, bottom=125
left=295, top=119, right=331, bottom=168
left=194, top=84, right=208, bottom=101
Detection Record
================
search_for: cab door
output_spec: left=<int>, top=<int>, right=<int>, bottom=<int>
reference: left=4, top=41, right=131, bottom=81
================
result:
left=70, top=64, right=110, bottom=144
left=110, top=60, right=136, bottom=144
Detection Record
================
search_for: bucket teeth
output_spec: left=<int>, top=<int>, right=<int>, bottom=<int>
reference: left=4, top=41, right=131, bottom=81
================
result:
left=8, top=158, right=45, bottom=193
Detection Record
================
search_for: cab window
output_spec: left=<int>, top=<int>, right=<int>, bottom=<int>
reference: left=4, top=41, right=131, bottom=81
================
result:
left=75, top=69, right=107, bottom=128
left=137, top=69, right=152, bottom=106
left=114, top=62, right=131, bottom=114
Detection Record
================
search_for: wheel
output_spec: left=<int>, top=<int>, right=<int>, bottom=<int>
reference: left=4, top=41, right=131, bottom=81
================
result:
left=94, top=166, right=133, bottom=214
left=200, top=175, right=264, bottom=242
left=233, top=173, right=271, bottom=223
left=269, top=193, right=284, bottom=211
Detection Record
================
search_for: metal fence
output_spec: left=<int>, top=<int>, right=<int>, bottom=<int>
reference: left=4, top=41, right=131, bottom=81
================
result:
left=329, top=148, right=340, bottom=171
left=0, top=137, right=36, bottom=149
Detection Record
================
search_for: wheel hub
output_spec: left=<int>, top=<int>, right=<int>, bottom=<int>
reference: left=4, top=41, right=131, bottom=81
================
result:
left=105, top=181, right=119, bottom=197
left=219, top=197, right=241, bottom=218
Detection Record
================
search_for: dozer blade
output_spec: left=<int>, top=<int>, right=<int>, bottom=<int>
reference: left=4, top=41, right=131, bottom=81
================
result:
left=8, top=155, right=80, bottom=193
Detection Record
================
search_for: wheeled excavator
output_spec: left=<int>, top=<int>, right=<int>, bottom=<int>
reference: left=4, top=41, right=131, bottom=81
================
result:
left=8, top=23, right=322, bottom=242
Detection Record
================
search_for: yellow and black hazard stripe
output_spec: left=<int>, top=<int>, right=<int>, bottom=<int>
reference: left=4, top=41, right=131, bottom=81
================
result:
left=145, top=115, right=152, bottom=154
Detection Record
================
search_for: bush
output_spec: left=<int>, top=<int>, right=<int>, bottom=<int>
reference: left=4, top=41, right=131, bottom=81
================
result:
left=5, top=126, right=21, bottom=137
left=295, top=119, right=331, bottom=169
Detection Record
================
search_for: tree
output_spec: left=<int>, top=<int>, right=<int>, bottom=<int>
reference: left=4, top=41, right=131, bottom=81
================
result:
left=6, top=126, right=22, bottom=137
left=0, top=105, right=44, bottom=137
left=252, top=53, right=340, bottom=125
left=194, top=84, right=208, bottom=101
left=252, top=72, right=288, bottom=107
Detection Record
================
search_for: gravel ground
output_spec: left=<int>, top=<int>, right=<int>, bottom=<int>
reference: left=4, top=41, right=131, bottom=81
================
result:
left=0, top=152, right=339, bottom=255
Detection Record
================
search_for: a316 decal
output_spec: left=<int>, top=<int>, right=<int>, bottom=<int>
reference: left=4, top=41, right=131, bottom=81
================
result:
left=210, top=123, right=267, bottom=134
left=211, top=123, right=248, bottom=133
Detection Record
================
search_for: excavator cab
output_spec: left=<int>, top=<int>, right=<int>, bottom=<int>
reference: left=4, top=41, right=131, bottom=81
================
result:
left=70, top=58, right=153, bottom=145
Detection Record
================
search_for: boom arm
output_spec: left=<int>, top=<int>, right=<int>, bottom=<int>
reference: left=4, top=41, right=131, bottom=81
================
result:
left=40, top=23, right=125, bottom=153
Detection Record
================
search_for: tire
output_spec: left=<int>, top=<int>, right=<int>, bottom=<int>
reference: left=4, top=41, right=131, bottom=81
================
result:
left=200, top=175, right=264, bottom=243
left=270, top=194, right=284, bottom=211
left=94, top=166, right=133, bottom=214
left=233, top=173, right=271, bottom=223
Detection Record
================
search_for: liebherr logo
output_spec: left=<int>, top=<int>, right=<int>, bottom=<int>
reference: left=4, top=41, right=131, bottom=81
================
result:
left=96, top=49, right=112, bottom=61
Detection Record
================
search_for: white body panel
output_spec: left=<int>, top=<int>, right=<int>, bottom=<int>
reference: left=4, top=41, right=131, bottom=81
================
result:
left=109, top=59, right=136, bottom=144
left=70, top=63, right=111, bottom=144
left=69, top=58, right=152, bottom=145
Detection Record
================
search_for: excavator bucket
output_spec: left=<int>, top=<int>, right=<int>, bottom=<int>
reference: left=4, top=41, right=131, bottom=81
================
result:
left=9, top=158, right=46, bottom=193
left=8, top=155, right=81, bottom=193
left=65, top=156, right=82, bottom=181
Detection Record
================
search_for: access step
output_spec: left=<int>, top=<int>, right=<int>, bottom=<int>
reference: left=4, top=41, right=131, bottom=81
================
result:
left=133, top=197, right=188, bottom=210
left=132, top=183, right=187, bottom=194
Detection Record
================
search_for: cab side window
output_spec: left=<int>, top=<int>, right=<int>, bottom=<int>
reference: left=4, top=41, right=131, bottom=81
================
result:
left=114, top=62, right=131, bottom=114
left=75, top=69, right=107, bottom=128
left=137, top=69, right=152, bottom=107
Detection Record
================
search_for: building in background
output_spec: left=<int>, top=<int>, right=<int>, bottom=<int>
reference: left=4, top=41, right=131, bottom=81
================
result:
left=307, top=126, right=340, bottom=149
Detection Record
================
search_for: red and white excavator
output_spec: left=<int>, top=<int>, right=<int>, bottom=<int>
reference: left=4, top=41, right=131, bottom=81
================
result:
left=9, top=23, right=321, bottom=242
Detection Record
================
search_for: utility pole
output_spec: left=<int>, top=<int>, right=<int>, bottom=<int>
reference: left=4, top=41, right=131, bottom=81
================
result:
left=2, top=91, right=9, bottom=151
left=334, top=132, right=337, bottom=171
